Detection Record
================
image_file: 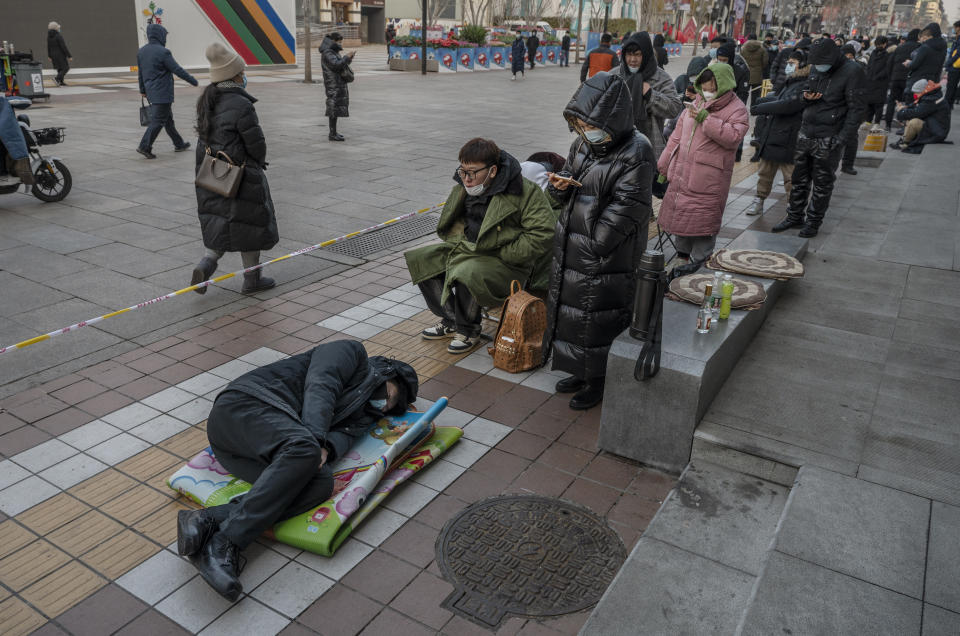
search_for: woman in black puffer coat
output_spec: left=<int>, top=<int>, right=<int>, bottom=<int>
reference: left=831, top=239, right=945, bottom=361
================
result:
left=320, top=32, right=354, bottom=141
left=191, top=42, right=279, bottom=295
left=544, top=72, right=654, bottom=410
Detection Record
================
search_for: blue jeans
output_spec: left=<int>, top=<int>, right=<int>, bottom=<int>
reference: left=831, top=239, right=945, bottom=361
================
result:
left=560, top=50, right=569, bottom=66
left=0, top=96, right=29, bottom=161
left=138, top=102, right=187, bottom=151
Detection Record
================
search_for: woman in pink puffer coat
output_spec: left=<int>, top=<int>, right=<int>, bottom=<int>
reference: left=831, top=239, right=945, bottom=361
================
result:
left=658, top=63, right=749, bottom=275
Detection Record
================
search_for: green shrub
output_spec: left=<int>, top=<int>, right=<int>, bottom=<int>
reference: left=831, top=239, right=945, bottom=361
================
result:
left=459, top=24, right=488, bottom=45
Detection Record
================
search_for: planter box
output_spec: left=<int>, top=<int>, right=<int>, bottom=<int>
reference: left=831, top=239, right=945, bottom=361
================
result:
left=544, top=45, right=560, bottom=65
left=389, top=58, right=438, bottom=72
left=490, top=46, right=508, bottom=69
left=458, top=47, right=475, bottom=71
left=432, top=47, right=456, bottom=72
left=475, top=46, right=491, bottom=70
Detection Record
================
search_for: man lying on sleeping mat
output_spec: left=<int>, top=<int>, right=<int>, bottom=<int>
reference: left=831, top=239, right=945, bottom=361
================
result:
left=177, top=339, right=418, bottom=601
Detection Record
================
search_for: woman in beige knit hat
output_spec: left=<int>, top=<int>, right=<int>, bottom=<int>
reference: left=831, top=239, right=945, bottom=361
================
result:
left=47, top=21, right=72, bottom=86
left=190, top=42, right=279, bottom=295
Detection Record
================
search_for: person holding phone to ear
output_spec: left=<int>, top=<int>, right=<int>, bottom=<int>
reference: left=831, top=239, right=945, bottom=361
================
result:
left=320, top=32, right=353, bottom=141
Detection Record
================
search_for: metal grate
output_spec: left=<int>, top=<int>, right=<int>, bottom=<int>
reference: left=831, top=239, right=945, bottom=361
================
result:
left=322, top=213, right=440, bottom=259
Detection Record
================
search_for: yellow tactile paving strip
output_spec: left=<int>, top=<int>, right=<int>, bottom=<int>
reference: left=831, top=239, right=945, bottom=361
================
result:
left=48, top=511, right=124, bottom=557
left=16, top=493, right=91, bottom=536
left=80, top=530, right=159, bottom=579
left=0, top=597, right=47, bottom=636
left=20, top=561, right=105, bottom=619
left=117, top=447, right=183, bottom=482
left=68, top=469, right=139, bottom=508
left=0, top=540, right=71, bottom=591
left=0, top=521, right=37, bottom=560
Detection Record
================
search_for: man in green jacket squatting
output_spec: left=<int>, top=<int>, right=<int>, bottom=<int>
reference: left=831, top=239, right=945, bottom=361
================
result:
left=405, top=138, right=556, bottom=354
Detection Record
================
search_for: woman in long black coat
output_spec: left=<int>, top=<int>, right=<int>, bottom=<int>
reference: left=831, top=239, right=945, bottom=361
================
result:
left=544, top=72, right=654, bottom=410
left=191, top=42, right=279, bottom=295
left=320, top=32, right=353, bottom=141
left=46, top=22, right=72, bottom=86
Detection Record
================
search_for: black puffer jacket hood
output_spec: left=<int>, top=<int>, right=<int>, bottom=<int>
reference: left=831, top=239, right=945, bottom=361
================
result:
left=687, top=55, right=708, bottom=77
left=563, top=71, right=635, bottom=156
left=621, top=31, right=657, bottom=80
left=925, top=23, right=942, bottom=39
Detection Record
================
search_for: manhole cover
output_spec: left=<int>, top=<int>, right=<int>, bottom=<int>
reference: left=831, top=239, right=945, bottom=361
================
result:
left=435, top=495, right=626, bottom=629
left=321, top=213, right=439, bottom=259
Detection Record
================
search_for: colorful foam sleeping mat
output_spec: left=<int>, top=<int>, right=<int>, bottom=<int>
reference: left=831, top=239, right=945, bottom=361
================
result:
left=166, top=397, right=459, bottom=556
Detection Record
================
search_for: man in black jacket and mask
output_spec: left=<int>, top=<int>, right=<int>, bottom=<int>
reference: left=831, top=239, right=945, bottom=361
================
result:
left=772, top=38, right=864, bottom=238
left=906, top=23, right=947, bottom=92
left=177, top=340, right=418, bottom=601
left=886, top=29, right=920, bottom=128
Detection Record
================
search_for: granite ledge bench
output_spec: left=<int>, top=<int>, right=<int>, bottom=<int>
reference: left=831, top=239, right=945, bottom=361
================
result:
left=598, top=230, right=808, bottom=475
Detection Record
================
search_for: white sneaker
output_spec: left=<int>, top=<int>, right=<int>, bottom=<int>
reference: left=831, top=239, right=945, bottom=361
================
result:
left=746, top=196, right=764, bottom=216
left=447, top=333, right=477, bottom=354
left=511, top=75, right=516, bottom=80
left=421, top=322, right=456, bottom=340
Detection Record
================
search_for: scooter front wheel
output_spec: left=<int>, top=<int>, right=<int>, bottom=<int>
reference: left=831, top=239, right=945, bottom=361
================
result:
left=31, top=159, right=72, bottom=202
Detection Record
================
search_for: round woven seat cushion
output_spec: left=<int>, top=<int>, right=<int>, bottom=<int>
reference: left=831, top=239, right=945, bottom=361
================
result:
left=709, top=249, right=804, bottom=279
left=668, top=273, right=767, bottom=308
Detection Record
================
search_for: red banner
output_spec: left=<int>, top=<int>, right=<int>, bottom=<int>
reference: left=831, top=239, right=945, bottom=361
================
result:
left=682, top=18, right=697, bottom=41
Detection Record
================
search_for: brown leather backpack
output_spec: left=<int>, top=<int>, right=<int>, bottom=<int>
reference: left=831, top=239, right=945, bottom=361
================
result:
left=487, top=281, right=547, bottom=373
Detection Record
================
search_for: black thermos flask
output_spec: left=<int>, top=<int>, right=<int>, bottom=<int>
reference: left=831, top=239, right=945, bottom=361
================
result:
left=630, top=250, right=666, bottom=340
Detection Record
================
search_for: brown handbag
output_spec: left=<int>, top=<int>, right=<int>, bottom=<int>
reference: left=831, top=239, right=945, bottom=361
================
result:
left=487, top=281, right=548, bottom=373
left=195, top=148, right=244, bottom=198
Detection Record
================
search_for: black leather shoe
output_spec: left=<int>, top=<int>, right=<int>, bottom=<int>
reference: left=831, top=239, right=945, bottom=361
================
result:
left=798, top=224, right=819, bottom=238
left=190, top=256, right=218, bottom=295
left=136, top=147, right=156, bottom=160
left=771, top=218, right=804, bottom=233
left=555, top=375, right=586, bottom=393
left=328, top=133, right=345, bottom=142
left=570, top=379, right=604, bottom=410
left=177, top=509, right=217, bottom=556
left=190, top=532, right=244, bottom=601
left=841, top=166, right=858, bottom=175
left=175, top=142, right=192, bottom=152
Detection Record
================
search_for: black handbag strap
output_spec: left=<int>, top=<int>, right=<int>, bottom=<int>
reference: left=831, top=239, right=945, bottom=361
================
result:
left=634, top=270, right=668, bottom=381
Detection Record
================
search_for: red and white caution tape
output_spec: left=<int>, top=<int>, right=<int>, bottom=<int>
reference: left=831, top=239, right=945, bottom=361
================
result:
left=0, top=202, right=445, bottom=355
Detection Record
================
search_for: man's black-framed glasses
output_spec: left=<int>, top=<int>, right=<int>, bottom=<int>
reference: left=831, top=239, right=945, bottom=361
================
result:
left=457, top=164, right=493, bottom=180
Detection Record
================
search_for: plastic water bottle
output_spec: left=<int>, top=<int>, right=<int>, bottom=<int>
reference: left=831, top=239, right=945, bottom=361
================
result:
left=709, top=271, right=723, bottom=318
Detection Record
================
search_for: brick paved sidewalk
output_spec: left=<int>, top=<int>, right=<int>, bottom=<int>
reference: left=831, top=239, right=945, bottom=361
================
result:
left=0, top=245, right=679, bottom=636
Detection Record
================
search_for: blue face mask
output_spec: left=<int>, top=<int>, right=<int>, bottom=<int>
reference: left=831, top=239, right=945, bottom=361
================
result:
left=241, top=74, right=248, bottom=88
left=785, top=63, right=797, bottom=75
left=709, top=48, right=718, bottom=58
left=369, top=398, right=387, bottom=411
left=814, top=64, right=831, bottom=73
left=583, top=128, right=607, bottom=143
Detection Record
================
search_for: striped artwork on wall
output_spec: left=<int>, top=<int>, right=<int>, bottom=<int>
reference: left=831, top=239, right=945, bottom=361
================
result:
left=195, top=0, right=295, bottom=64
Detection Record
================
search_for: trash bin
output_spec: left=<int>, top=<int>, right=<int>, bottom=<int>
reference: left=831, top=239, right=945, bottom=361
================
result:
left=13, top=62, right=45, bottom=97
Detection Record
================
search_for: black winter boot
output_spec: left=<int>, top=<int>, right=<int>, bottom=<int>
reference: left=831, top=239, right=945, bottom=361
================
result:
left=328, top=117, right=344, bottom=142
left=555, top=375, right=586, bottom=393
left=12, top=158, right=35, bottom=185
left=190, top=256, right=218, bottom=295
left=798, top=224, right=819, bottom=238
left=570, top=378, right=605, bottom=410
left=177, top=509, right=218, bottom=556
left=772, top=217, right=805, bottom=233
left=190, top=532, right=244, bottom=601
left=242, top=269, right=276, bottom=294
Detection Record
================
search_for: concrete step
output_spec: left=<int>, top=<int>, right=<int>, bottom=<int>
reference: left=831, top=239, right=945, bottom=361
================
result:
left=736, top=465, right=936, bottom=635
left=581, top=461, right=790, bottom=635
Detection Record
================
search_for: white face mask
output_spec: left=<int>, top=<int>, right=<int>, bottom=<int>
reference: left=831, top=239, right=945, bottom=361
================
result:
left=628, top=65, right=641, bottom=73
left=582, top=128, right=607, bottom=143
left=785, top=63, right=797, bottom=75
left=464, top=182, right=486, bottom=196
left=369, top=398, right=387, bottom=411
left=702, top=90, right=716, bottom=99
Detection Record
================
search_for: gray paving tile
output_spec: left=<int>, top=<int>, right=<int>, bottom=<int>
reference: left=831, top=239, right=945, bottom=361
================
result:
left=0, top=272, right=70, bottom=317
left=7, top=225, right=113, bottom=254
left=922, top=604, right=960, bottom=636
left=0, top=245, right=98, bottom=282
left=925, top=501, right=960, bottom=614
left=582, top=538, right=755, bottom=636
left=644, top=462, right=789, bottom=575
left=740, top=551, right=921, bottom=636
left=774, top=467, right=928, bottom=598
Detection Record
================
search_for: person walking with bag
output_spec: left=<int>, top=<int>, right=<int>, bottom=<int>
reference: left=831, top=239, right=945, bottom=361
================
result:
left=136, top=23, right=198, bottom=159
left=543, top=72, right=654, bottom=410
left=658, top=64, right=749, bottom=276
left=320, top=32, right=354, bottom=142
left=46, top=22, right=72, bottom=86
left=190, top=43, right=279, bottom=295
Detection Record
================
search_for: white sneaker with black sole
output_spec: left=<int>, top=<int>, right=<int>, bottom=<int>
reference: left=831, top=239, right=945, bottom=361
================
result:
left=421, top=322, right=456, bottom=340
left=447, top=333, right=476, bottom=354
